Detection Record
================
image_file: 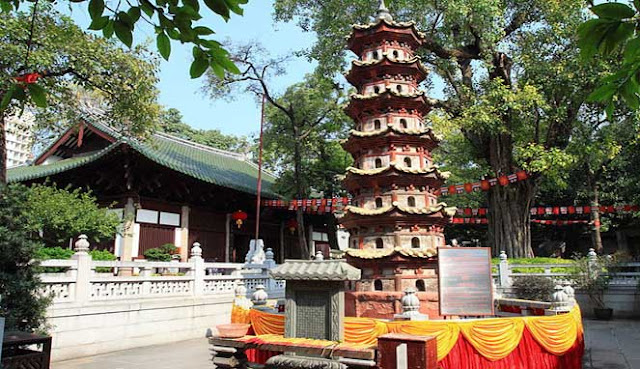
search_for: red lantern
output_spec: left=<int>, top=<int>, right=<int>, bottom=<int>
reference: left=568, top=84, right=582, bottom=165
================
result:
left=480, top=180, right=491, bottom=191
left=498, top=175, right=509, bottom=186
left=231, top=210, right=248, bottom=229
left=286, top=218, right=298, bottom=234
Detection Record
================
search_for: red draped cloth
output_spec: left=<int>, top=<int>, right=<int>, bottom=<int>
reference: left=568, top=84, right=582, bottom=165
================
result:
left=439, top=328, right=584, bottom=369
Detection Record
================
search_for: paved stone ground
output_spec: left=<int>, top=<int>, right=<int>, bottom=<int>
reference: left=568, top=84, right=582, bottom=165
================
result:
left=53, top=319, right=640, bottom=369
left=583, top=319, right=640, bottom=369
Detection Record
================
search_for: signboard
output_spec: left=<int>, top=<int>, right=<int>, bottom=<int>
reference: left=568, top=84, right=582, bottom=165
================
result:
left=438, top=247, right=494, bottom=316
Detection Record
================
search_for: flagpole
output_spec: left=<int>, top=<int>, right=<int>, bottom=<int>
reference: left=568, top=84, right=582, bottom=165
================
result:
left=254, top=94, right=266, bottom=243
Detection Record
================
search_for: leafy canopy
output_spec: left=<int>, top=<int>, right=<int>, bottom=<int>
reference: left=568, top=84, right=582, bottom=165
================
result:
left=1, top=6, right=159, bottom=134
left=25, top=183, right=121, bottom=247
left=578, top=1, right=640, bottom=114
left=0, top=0, right=247, bottom=80
left=158, top=107, right=251, bottom=153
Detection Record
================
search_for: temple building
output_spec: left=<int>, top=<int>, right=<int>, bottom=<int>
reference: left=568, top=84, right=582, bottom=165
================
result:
left=340, top=1, right=455, bottom=319
left=7, top=114, right=330, bottom=263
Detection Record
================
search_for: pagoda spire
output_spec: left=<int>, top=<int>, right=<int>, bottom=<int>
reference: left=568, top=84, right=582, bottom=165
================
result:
left=375, top=0, right=393, bottom=22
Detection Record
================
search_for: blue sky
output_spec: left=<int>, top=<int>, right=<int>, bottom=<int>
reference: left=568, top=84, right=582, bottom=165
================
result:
left=64, top=1, right=316, bottom=137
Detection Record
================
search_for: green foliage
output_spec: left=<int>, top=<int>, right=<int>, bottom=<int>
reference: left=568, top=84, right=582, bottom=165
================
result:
left=35, top=246, right=75, bottom=260
left=143, top=243, right=177, bottom=261
left=158, top=108, right=250, bottom=153
left=491, top=257, right=576, bottom=274
left=578, top=2, right=640, bottom=114
left=0, top=184, right=50, bottom=332
left=25, top=183, right=121, bottom=247
left=512, top=275, right=556, bottom=302
left=570, top=255, right=617, bottom=308
left=0, top=6, right=160, bottom=133
left=0, top=0, right=246, bottom=82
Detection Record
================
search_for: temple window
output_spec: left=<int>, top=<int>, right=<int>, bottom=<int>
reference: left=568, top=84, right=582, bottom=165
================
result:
left=407, top=196, right=416, bottom=207
left=374, top=279, right=383, bottom=291
left=404, top=157, right=412, bottom=167
left=375, top=197, right=383, bottom=208
left=375, top=238, right=384, bottom=249
left=416, top=279, right=426, bottom=291
left=392, top=50, right=399, bottom=59
left=375, top=158, right=383, bottom=168
left=400, top=118, right=407, bottom=129
left=396, top=85, right=403, bottom=93
left=374, top=119, right=381, bottom=130
left=411, top=237, right=420, bottom=248
left=373, top=85, right=381, bottom=94
left=372, top=51, right=379, bottom=60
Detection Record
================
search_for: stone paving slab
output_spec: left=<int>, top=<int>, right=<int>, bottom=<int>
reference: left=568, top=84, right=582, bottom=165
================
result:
left=52, top=318, right=640, bottom=369
left=52, top=338, right=212, bottom=369
left=583, top=319, right=640, bottom=369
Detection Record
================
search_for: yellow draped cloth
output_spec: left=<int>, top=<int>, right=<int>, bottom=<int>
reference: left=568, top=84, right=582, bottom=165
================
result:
left=232, top=304, right=583, bottom=362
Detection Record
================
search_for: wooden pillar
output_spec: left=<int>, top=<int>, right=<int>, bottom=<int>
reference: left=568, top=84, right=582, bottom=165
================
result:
left=121, top=197, right=137, bottom=262
left=178, top=206, right=190, bottom=261
left=279, top=220, right=285, bottom=264
left=225, top=213, right=231, bottom=262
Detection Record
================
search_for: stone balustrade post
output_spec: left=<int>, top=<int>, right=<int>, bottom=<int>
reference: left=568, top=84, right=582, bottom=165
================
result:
left=139, top=262, right=152, bottom=296
left=71, top=235, right=92, bottom=304
left=587, top=248, right=598, bottom=279
left=498, top=251, right=510, bottom=287
left=190, top=242, right=205, bottom=297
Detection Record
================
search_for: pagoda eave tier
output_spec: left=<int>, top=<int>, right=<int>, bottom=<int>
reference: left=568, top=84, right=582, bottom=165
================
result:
left=347, top=19, right=425, bottom=55
left=343, top=171, right=447, bottom=192
left=345, top=56, right=428, bottom=86
left=342, top=128, right=441, bottom=152
left=339, top=204, right=454, bottom=229
left=346, top=91, right=432, bottom=120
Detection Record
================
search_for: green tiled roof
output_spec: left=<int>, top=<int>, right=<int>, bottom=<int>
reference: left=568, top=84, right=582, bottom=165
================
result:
left=8, top=119, right=279, bottom=198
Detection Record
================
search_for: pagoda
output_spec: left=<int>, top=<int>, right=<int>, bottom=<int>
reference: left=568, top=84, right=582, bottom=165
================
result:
left=340, top=1, right=455, bottom=319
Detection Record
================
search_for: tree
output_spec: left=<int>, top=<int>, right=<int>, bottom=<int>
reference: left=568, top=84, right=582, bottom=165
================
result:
left=274, top=0, right=612, bottom=257
left=25, top=183, right=121, bottom=247
left=578, top=2, right=640, bottom=113
left=159, top=107, right=251, bottom=153
left=203, top=43, right=349, bottom=258
left=0, top=0, right=247, bottom=80
left=0, top=6, right=160, bottom=183
left=0, top=184, right=49, bottom=332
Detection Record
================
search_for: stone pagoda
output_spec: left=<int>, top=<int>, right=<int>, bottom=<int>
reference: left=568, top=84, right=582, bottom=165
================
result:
left=340, top=1, right=455, bottom=319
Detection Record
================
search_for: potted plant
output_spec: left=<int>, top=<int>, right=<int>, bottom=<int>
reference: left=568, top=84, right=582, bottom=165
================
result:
left=571, top=251, right=616, bottom=320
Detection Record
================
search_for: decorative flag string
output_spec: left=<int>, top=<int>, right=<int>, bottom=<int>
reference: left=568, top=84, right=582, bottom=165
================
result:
left=437, top=170, right=529, bottom=195
left=451, top=218, right=591, bottom=226
left=455, top=204, right=640, bottom=217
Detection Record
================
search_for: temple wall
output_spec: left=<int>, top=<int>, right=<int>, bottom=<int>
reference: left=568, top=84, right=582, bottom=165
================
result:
left=345, top=291, right=440, bottom=319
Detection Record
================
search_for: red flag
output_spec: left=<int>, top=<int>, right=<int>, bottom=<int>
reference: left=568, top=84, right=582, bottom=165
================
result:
left=498, top=175, right=509, bottom=186
left=480, top=180, right=491, bottom=191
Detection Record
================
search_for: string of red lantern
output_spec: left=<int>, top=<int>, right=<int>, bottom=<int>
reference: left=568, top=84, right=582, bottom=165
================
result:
left=450, top=218, right=591, bottom=226
left=438, top=170, right=529, bottom=195
left=455, top=204, right=640, bottom=217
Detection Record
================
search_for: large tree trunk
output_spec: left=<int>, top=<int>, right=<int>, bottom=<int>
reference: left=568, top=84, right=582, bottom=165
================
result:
left=590, top=184, right=603, bottom=253
left=293, top=136, right=309, bottom=259
left=485, top=133, right=536, bottom=258
left=487, top=182, right=535, bottom=258
left=0, top=112, right=7, bottom=185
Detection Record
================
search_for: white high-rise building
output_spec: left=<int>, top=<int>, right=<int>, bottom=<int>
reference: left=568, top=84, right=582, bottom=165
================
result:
left=5, top=111, right=35, bottom=168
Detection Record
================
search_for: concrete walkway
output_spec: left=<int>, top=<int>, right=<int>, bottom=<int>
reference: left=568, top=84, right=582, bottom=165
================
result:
left=53, top=319, right=640, bottom=369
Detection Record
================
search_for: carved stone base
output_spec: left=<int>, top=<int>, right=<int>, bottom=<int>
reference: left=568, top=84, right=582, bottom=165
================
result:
left=265, top=355, right=347, bottom=369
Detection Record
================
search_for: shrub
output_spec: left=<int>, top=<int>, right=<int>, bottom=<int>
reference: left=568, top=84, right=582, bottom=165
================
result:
left=89, top=249, right=117, bottom=273
left=0, top=184, right=50, bottom=332
left=512, top=275, right=555, bottom=301
left=144, top=243, right=177, bottom=261
left=35, top=246, right=75, bottom=260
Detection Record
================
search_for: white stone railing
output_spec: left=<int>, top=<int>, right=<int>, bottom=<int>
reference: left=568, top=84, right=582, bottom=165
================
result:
left=494, top=249, right=640, bottom=288
left=39, top=236, right=285, bottom=304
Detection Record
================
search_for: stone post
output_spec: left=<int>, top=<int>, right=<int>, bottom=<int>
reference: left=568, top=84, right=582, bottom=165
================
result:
left=394, top=288, right=428, bottom=321
left=587, top=248, right=598, bottom=280
left=190, top=242, right=205, bottom=297
left=178, top=206, right=190, bottom=262
left=498, top=251, right=510, bottom=287
left=72, top=235, right=92, bottom=304
left=551, top=284, right=571, bottom=312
